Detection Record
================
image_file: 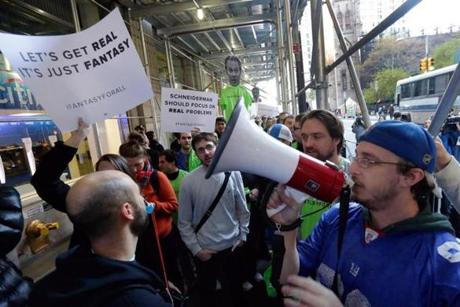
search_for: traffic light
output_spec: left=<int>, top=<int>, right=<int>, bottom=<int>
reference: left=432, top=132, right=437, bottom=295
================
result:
left=420, top=58, right=428, bottom=73
left=428, top=57, right=435, bottom=70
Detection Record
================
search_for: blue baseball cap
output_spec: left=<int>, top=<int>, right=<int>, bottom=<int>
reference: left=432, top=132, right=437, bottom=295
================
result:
left=359, top=120, right=436, bottom=173
left=268, top=124, right=293, bottom=143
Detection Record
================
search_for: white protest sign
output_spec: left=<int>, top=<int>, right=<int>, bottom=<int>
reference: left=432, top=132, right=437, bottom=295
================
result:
left=256, top=103, right=279, bottom=117
left=0, top=8, right=153, bottom=132
left=0, top=156, right=5, bottom=184
left=161, top=87, right=218, bottom=133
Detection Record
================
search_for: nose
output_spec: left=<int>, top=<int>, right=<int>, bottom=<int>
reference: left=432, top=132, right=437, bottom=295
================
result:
left=349, top=159, right=360, bottom=176
left=303, top=137, right=314, bottom=148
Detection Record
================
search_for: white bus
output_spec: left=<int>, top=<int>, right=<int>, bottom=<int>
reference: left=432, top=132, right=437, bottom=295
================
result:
left=394, top=64, right=460, bottom=124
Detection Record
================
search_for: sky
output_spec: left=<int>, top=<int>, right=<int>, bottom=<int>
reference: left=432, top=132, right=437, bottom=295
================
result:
left=404, top=0, right=460, bottom=35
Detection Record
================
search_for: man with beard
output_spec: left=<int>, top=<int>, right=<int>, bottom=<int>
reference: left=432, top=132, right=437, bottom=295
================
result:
left=291, top=113, right=305, bottom=151
left=175, top=132, right=202, bottom=171
left=298, top=110, right=350, bottom=238
left=268, top=121, right=460, bottom=307
left=219, top=56, right=253, bottom=121
left=215, top=116, right=227, bottom=139
left=178, top=133, right=250, bottom=307
left=29, top=171, right=170, bottom=307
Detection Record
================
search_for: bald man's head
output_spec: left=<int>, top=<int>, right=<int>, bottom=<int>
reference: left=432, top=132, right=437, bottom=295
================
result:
left=66, top=170, right=146, bottom=240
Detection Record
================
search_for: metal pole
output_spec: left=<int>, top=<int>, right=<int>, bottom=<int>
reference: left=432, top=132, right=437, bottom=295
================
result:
left=165, top=39, right=176, bottom=88
left=294, top=26, right=307, bottom=113
left=275, top=56, right=281, bottom=107
left=70, top=0, right=81, bottom=31
left=428, top=64, right=460, bottom=136
left=325, top=0, right=371, bottom=127
left=296, top=80, right=314, bottom=98
left=326, top=0, right=422, bottom=74
left=425, top=35, right=429, bottom=58
left=284, top=0, right=297, bottom=114
left=276, top=0, right=287, bottom=110
left=70, top=0, right=102, bottom=158
left=310, top=0, right=327, bottom=109
left=139, top=18, right=160, bottom=137
left=198, top=60, right=204, bottom=90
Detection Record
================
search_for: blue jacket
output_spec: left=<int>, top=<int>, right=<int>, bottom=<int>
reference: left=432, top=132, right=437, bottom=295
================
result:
left=298, top=204, right=460, bottom=306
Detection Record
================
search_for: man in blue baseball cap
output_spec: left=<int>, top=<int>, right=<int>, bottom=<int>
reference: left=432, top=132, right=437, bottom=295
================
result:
left=268, top=120, right=460, bottom=307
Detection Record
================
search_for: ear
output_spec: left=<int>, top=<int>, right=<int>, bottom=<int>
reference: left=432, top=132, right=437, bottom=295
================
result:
left=332, top=138, right=341, bottom=151
left=401, top=168, right=425, bottom=188
left=120, top=202, right=135, bottom=221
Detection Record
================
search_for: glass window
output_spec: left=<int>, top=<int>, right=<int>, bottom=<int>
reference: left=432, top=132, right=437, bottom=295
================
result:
left=401, top=83, right=412, bottom=98
left=344, top=10, right=352, bottom=30
left=428, top=77, right=435, bottom=95
left=337, top=12, right=344, bottom=29
left=0, top=118, right=61, bottom=186
left=434, top=73, right=450, bottom=94
left=341, top=70, right=347, bottom=90
left=414, top=80, right=427, bottom=97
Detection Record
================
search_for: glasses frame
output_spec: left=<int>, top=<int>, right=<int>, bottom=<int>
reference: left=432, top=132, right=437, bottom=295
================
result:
left=196, top=143, right=216, bottom=155
left=351, top=156, right=410, bottom=169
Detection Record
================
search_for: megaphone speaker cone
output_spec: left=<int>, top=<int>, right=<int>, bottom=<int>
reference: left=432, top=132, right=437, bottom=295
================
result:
left=206, top=99, right=345, bottom=203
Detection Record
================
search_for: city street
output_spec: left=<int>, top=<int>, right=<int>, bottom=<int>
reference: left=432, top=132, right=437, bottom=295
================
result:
left=341, top=115, right=378, bottom=158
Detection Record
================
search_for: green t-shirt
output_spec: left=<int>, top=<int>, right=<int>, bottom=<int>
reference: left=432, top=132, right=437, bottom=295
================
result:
left=219, top=85, right=253, bottom=121
left=188, top=150, right=202, bottom=172
left=170, top=169, right=189, bottom=201
left=291, top=141, right=301, bottom=151
left=299, top=157, right=350, bottom=239
left=170, top=169, right=189, bottom=225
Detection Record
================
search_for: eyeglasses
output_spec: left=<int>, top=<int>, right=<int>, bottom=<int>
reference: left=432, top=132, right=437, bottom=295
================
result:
left=196, top=144, right=216, bottom=154
left=351, top=156, right=409, bottom=169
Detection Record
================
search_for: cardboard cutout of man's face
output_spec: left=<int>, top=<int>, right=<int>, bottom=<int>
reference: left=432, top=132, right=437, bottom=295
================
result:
left=252, top=87, right=260, bottom=102
left=226, top=59, right=241, bottom=86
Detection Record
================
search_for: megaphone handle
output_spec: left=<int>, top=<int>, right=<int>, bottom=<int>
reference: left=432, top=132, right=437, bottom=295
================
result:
left=266, top=186, right=308, bottom=218
left=266, top=204, right=287, bottom=218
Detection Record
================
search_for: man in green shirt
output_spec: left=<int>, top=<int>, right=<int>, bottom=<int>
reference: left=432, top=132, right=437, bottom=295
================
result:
left=175, top=132, right=201, bottom=172
left=298, top=110, right=350, bottom=239
left=159, top=149, right=189, bottom=202
left=219, top=56, right=253, bottom=121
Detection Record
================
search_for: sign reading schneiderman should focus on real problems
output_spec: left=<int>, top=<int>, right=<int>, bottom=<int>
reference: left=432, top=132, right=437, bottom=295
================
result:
left=161, top=87, right=218, bottom=133
left=0, top=8, right=153, bottom=132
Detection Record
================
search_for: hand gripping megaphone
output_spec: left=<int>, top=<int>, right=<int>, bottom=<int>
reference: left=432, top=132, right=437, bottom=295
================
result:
left=205, top=99, right=346, bottom=213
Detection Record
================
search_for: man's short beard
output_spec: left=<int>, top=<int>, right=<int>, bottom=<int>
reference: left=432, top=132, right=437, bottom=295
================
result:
left=130, top=205, right=149, bottom=236
left=307, top=149, right=335, bottom=162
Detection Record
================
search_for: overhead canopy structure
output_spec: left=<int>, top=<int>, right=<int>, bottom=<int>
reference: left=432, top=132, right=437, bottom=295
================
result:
left=129, top=0, right=308, bottom=88
left=0, top=0, right=429, bottom=118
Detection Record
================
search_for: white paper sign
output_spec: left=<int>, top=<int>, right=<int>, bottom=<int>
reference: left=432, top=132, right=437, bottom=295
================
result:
left=21, top=137, right=36, bottom=175
left=161, top=87, right=218, bottom=133
left=0, top=8, right=153, bottom=132
left=0, top=156, right=5, bottom=184
left=48, top=135, right=58, bottom=147
left=256, top=103, right=279, bottom=117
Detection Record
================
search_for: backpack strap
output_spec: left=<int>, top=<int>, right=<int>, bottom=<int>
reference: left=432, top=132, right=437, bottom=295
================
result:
left=194, top=172, right=231, bottom=234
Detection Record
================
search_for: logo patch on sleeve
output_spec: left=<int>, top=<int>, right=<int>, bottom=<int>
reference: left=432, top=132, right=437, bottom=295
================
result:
left=437, top=241, right=460, bottom=263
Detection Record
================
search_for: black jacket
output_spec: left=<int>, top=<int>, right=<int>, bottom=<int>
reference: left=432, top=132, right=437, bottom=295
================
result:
left=30, top=141, right=89, bottom=247
left=29, top=245, right=171, bottom=307
left=0, top=186, right=32, bottom=306
left=31, top=142, right=167, bottom=276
